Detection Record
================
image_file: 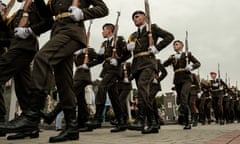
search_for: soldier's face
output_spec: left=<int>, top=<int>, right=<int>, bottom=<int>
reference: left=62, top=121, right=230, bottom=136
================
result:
left=102, top=27, right=112, bottom=38
left=133, top=14, right=146, bottom=27
left=173, top=42, right=183, bottom=52
left=211, top=74, right=216, bottom=79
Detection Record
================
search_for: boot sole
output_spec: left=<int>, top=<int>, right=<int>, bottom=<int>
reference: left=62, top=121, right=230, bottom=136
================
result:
left=7, top=131, right=39, bottom=140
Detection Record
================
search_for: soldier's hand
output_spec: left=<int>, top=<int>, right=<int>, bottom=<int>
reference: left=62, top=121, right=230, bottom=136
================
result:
left=98, top=48, right=105, bottom=55
left=127, top=42, right=135, bottom=51
left=14, top=27, right=33, bottom=39
left=185, top=64, right=193, bottom=71
left=110, top=58, right=118, bottom=66
left=74, top=48, right=85, bottom=56
left=78, top=63, right=89, bottom=69
left=69, top=6, right=84, bottom=21
left=148, top=45, right=159, bottom=54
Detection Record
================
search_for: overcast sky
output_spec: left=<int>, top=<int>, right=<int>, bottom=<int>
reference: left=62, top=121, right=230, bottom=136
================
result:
left=3, top=0, right=240, bottom=92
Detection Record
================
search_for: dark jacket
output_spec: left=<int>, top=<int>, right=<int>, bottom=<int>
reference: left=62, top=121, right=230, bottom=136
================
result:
left=163, top=52, right=201, bottom=84
left=34, top=0, right=108, bottom=47
left=88, top=36, right=131, bottom=78
left=8, top=2, right=53, bottom=51
left=129, top=24, right=174, bottom=75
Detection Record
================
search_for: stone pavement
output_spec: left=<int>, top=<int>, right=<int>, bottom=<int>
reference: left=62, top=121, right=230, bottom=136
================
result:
left=1, top=123, right=240, bottom=144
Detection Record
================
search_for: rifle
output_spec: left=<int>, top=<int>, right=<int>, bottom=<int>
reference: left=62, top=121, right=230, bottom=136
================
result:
left=18, top=0, right=32, bottom=27
left=2, top=0, right=15, bottom=21
left=123, top=62, right=129, bottom=83
left=83, top=20, right=93, bottom=64
left=185, top=31, right=189, bottom=64
left=111, top=11, right=120, bottom=59
left=217, top=63, right=223, bottom=89
left=144, top=0, right=154, bottom=46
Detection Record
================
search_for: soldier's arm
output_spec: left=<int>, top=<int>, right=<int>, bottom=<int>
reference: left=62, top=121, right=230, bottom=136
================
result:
left=116, top=36, right=132, bottom=64
left=0, top=39, right=11, bottom=47
left=189, top=52, right=201, bottom=70
left=81, top=0, right=108, bottom=20
left=152, top=24, right=174, bottom=52
left=87, top=51, right=105, bottom=67
left=34, top=0, right=53, bottom=18
left=158, top=62, right=168, bottom=81
left=163, top=55, right=173, bottom=67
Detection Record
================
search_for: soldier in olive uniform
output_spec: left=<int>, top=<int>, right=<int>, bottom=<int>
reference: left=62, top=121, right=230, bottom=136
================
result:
left=0, top=0, right=53, bottom=140
left=163, top=40, right=201, bottom=130
left=0, top=2, right=8, bottom=137
left=143, top=59, right=167, bottom=134
left=85, top=23, right=131, bottom=133
left=199, top=79, right=212, bottom=125
left=127, top=10, right=174, bottom=133
left=209, top=72, right=227, bottom=125
left=189, top=73, right=201, bottom=127
left=41, top=48, right=98, bottom=132
left=0, top=0, right=108, bottom=143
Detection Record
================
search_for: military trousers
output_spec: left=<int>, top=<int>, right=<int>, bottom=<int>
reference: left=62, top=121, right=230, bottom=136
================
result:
left=31, top=34, right=83, bottom=109
left=0, top=48, right=36, bottom=114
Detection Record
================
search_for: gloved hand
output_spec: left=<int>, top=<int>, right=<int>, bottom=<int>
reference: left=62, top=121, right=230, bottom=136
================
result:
left=123, top=77, right=130, bottom=83
left=152, top=78, right=158, bottom=84
left=98, top=48, right=105, bottom=55
left=68, top=6, right=84, bottom=21
left=110, top=58, right=118, bottom=66
left=14, top=27, right=33, bottom=39
left=185, top=64, right=193, bottom=71
left=197, top=93, right=201, bottom=99
left=127, top=42, right=135, bottom=51
left=148, top=45, right=159, bottom=54
left=74, top=48, right=85, bottom=55
left=78, top=63, right=89, bottom=69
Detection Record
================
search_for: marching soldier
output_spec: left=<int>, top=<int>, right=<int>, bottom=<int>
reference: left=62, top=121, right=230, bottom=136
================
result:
left=144, top=59, right=167, bottom=133
left=189, top=73, right=201, bottom=127
left=163, top=40, right=201, bottom=130
left=114, top=62, right=132, bottom=127
left=209, top=72, right=227, bottom=125
left=127, top=10, right=174, bottom=133
left=85, top=23, right=131, bottom=133
left=0, top=0, right=53, bottom=140
left=0, top=0, right=108, bottom=143
left=199, top=79, right=212, bottom=125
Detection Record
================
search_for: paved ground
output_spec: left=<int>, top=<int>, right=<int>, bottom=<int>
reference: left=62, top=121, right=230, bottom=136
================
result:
left=1, top=123, right=240, bottom=144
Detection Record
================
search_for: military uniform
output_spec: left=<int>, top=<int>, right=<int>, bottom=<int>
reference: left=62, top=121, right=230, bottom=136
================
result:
left=209, top=78, right=227, bottom=125
left=189, top=73, right=200, bottom=126
left=128, top=23, right=174, bottom=133
left=73, top=48, right=98, bottom=128
left=199, top=81, right=212, bottom=125
left=163, top=52, right=200, bottom=129
left=0, top=0, right=108, bottom=142
left=86, top=36, right=131, bottom=132
left=148, top=59, right=167, bottom=129
left=117, top=62, right=132, bottom=123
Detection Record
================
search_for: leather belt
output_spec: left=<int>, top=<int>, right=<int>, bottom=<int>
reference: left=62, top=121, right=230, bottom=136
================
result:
left=55, top=12, right=70, bottom=21
left=174, top=68, right=186, bottom=73
left=134, top=51, right=150, bottom=58
left=105, top=57, right=112, bottom=61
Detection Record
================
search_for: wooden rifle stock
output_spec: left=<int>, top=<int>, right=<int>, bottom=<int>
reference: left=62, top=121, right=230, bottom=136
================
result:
left=185, top=31, right=189, bottom=64
left=83, top=20, right=93, bottom=64
left=112, top=11, right=120, bottom=59
left=2, top=0, right=15, bottom=21
left=18, top=0, right=32, bottom=27
left=144, top=0, right=154, bottom=46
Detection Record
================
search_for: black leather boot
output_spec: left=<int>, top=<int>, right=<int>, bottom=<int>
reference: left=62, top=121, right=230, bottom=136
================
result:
left=192, top=113, right=198, bottom=127
left=110, top=116, right=127, bottom=133
left=0, top=91, right=45, bottom=134
left=85, top=104, right=104, bottom=129
left=49, top=109, right=79, bottom=143
left=41, top=103, right=62, bottom=125
left=7, top=129, right=39, bottom=140
left=142, top=113, right=159, bottom=134
left=128, top=105, right=145, bottom=131
left=183, top=114, right=191, bottom=130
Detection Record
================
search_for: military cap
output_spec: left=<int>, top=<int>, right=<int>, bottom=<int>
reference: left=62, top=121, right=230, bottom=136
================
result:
left=132, top=10, right=145, bottom=20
